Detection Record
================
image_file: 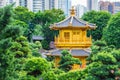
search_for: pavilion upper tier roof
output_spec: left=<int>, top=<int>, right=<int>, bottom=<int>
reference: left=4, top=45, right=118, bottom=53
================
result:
left=50, top=7, right=96, bottom=29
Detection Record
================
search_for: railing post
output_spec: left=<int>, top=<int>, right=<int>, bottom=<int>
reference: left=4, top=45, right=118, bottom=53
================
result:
left=57, top=36, right=60, bottom=44
left=55, top=36, right=56, bottom=43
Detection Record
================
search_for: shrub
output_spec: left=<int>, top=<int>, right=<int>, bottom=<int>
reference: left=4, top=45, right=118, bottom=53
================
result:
left=25, top=57, right=51, bottom=77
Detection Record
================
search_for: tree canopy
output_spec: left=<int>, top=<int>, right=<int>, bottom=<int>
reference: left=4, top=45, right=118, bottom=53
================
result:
left=1, top=3, right=120, bottom=80
left=0, top=5, right=24, bottom=80
left=32, top=9, right=65, bottom=49
left=103, top=12, right=120, bottom=48
left=82, top=11, right=111, bottom=40
left=59, top=50, right=81, bottom=72
left=84, top=51, right=120, bottom=80
left=0, top=5, right=48, bottom=80
left=14, top=6, right=35, bottom=23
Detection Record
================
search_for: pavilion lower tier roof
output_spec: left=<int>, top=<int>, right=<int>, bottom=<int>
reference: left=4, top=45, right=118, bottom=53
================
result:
left=45, top=49, right=91, bottom=57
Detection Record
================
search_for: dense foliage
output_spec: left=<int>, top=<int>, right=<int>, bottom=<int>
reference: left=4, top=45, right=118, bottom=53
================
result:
left=25, top=57, right=51, bottom=77
left=32, top=9, right=65, bottom=49
left=82, top=11, right=111, bottom=40
left=1, top=4, right=120, bottom=80
left=84, top=51, right=120, bottom=80
left=14, top=6, right=35, bottom=23
left=59, top=50, right=81, bottom=72
left=42, top=68, right=64, bottom=80
left=0, top=5, right=20, bottom=80
left=103, top=12, right=120, bottom=48
left=0, top=5, right=50, bottom=80
left=29, top=41, right=42, bottom=57
left=85, top=40, right=120, bottom=80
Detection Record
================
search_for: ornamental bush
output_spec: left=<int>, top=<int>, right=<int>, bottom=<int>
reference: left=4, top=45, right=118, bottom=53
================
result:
left=25, top=57, right=51, bottom=77
left=59, top=50, right=81, bottom=72
left=103, top=12, right=120, bottom=48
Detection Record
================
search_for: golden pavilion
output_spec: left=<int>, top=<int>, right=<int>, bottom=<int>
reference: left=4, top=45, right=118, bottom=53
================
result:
left=48, top=7, right=96, bottom=69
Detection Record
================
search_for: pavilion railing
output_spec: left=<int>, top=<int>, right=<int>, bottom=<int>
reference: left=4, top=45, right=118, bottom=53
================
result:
left=55, top=36, right=92, bottom=45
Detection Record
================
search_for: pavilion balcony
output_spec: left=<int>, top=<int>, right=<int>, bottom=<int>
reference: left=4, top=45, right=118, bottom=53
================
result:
left=54, top=36, right=92, bottom=48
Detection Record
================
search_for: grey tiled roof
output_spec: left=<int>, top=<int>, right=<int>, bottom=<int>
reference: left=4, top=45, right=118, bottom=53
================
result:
left=71, top=49, right=90, bottom=56
left=46, top=49, right=90, bottom=56
left=32, top=36, right=44, bottom=40
left=50, top=16, right=96, bottom=29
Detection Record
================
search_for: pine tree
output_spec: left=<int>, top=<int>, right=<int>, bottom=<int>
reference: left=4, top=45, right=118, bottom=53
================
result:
left=59, top=50, right=81, bottom=72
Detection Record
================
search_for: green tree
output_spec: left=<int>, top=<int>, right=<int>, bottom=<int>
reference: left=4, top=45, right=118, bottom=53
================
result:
left=111, top=50, right=120, bottom=68
left=1, top=25, right=22, bottom=40
left=10, top=20, right=28, bottom=36
left=32, top=9, right=65, bottom=49
left=82, top=11, right=111, bottom=40
left=0, top=5, right=14, bottom=80
left=58, top=70, right=83, bottom=80
left=58, top=50, right=81, bottom=72
left=0, top=38, right=15, bottom=80
left=42, top=68, right=64, bottom=80
left=0, top=4, right=13, bottom=34
left=14, top=6, right=35, bottom=41
left=41, top=23, right=58, bottom=49
left=33, top=24, right=43, bottom=36
left=11, top=36, right=32, bottom=58
left=25, top=57, right=51, bottom=77
left=32, top=9, right=65, bottom=25
left=87, top=40, right=115, bottom=64
left=0, top=5, right=25, bottom=80
left=29, top=41, right=42, bottom=57
left=0, top=4, right=47, bottom=80
left=103, top=12, right=120, bottom=48
left=84, top=52, right=120, bottom=80
left=14, top=6, right=35, bottom=23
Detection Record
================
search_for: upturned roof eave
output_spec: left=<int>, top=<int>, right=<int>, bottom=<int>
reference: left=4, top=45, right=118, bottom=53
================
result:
left=50, top=25, right=96, bottom=30
left=50, top=26, right=89, bottom=30
left=74, top=16, right=96, bottom=29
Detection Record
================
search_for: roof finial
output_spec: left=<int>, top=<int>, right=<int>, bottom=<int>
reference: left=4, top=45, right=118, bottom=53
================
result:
left=70, top=6, right=75, bottom=16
